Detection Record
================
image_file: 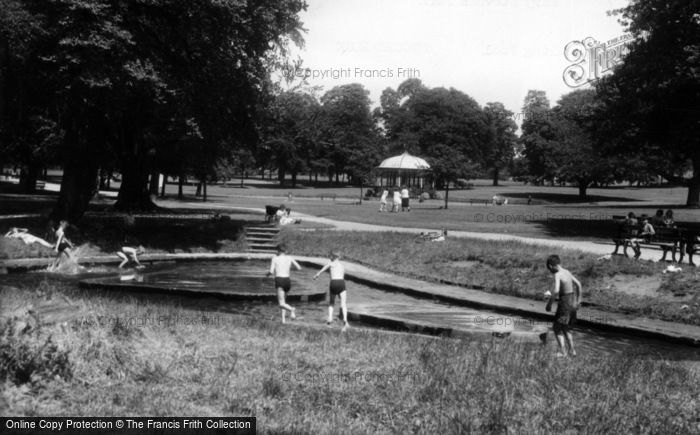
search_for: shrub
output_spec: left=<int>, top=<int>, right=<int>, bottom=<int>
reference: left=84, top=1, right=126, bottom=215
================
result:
left=0, top=321, right=72, bottom=385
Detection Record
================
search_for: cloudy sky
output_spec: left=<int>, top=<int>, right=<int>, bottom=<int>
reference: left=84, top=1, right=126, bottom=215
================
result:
left=285, top=0, right=629, bottom=119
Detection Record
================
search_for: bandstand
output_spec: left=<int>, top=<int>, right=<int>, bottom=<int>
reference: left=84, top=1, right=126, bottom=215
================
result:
left=376, top=151, right=431, bottom=188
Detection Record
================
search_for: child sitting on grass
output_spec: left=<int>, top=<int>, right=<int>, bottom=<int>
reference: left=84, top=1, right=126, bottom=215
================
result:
left=313, top=250, right=349, bottom=331
left=544, top=255, right=582, bottom=357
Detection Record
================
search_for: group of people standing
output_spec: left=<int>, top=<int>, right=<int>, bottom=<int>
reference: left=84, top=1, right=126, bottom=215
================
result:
left=379, top=186, right=411, bottom=213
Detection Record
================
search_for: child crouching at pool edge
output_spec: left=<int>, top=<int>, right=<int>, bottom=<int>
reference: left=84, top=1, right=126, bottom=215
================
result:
left=314, top=250, right=349, bottom=331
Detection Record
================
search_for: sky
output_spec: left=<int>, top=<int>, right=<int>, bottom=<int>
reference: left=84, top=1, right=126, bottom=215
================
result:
left=284, top=0, right=630, bottom=120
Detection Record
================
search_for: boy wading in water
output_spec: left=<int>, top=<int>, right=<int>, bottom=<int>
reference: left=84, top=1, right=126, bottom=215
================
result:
left=314, top=251, right=349, bottom=331
left=544, top=255, right=582, bottom=357
left=268, top=244, right=302, bottom=323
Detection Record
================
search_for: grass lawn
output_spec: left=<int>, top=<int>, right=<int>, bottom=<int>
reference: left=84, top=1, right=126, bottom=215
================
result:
left=4, top=179, right=700, bottom=242
left=173, top=186, right=700, bottom=242
left=279, top=229, right=700, bottom=326
left=1, top=285, right=698, bottom=433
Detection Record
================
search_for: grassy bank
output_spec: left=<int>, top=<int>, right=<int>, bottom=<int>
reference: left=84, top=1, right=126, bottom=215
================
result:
left=280, top=230, right=700, bottom=326
left=1, top=285, right=698, bottom=433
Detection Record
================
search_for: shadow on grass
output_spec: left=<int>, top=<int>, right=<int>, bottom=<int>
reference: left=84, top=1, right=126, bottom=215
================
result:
left=534, top=216, right=700, bottom=239
left=217, top=180, right=354, bottom=190
left=535, top=218, right=619, bottom=240
left=505, top=192, right=636, bottom=204
left=0, top=192, right=59, bottom=215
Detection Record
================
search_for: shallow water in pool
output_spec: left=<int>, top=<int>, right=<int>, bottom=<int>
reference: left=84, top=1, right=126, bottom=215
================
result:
left=5, top=260, right=700, bottom=362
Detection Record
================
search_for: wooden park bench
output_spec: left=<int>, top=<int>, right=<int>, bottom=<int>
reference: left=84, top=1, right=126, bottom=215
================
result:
left=678, top=228, right=700, bottom=266
left=611, top=216, right=682, bottom=261
left=611, top=216, right=700, bottom=263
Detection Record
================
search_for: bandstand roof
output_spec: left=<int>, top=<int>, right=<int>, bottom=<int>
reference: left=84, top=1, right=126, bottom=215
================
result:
left=377, top=151, right=430, bottom=170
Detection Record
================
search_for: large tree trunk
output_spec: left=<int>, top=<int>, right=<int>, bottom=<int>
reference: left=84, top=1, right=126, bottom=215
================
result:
left=19, top=163, right=40, bottom=193
left=687, top=157, right=700, bottom=208
left=148, top=171, right=159, bottom=197
left=578, top=181, right=588, bottom=199
left=444, top=184, right=450, bottom=210
left=291, top=171, right=297, bottom=188
left=51, top=156, right=99, bottom=222
left=492, top=167, right=499, bottom=186
left=178, top=173, right=184, bottom=199
left=115, top=160, right=154, bottom=211
left=278, top=167, right=286, bottom=187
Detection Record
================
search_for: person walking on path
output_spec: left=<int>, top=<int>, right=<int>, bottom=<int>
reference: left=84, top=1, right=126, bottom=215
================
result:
left=379, top=189, right=389, bottom=212
left=400, top=186, right=410, bottom=212
left=544, top=255, right=582, bottom=357
left=267, top=244, right=302, bottom=323
left=314, top=251, right=349, bottom=331
left=392, top=189, right=402, bottom=213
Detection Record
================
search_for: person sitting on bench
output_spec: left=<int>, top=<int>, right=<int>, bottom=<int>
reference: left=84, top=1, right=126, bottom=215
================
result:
left=631, top=215, right=655, bottom=259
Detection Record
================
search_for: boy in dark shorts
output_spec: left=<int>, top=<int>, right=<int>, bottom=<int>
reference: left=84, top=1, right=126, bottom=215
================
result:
left=51, top=220, right=75, bottom=270
left=544, top=255, right=582, bottom=357
left=267, top=244, right=302, bottom=323
left=313, top=251, right=349, bottom=331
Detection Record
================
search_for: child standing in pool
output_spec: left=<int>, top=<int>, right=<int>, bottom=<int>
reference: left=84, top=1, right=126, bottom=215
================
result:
left=313, top=251, right=349, bottom=331
left=267, top=244, right=302, bottom=323
left=544, top=255, right=582, bottom=357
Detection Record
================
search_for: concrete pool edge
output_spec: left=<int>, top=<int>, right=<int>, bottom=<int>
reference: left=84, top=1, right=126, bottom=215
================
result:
left=4, top=253, right=700, bottom=347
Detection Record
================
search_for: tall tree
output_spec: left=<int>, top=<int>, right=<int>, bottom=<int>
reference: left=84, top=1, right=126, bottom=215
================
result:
left=519, top=90, right=555, bottom=185
left=549, top=89, right=616, bottom=198
left=263, top=90, right=320, bottom=187
left=319, top=83, right=375, bottom=184
left=401, top=86, right=490, bottom=187
left=1, top=0, right=307, bottom=220
left=483, top=102, right=517, bottom=186
left=596, top=0, right=700, bottom=206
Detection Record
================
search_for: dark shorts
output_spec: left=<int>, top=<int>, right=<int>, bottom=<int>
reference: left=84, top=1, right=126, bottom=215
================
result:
left=329, top=279, right=346, bottom=295
left=553, top=293, right=577, bottom=334
left=57, top=242, right=71, bottom=253
left=275, top=277, right=291, bottom=292
left=401, top=198, right=409, bottom=207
